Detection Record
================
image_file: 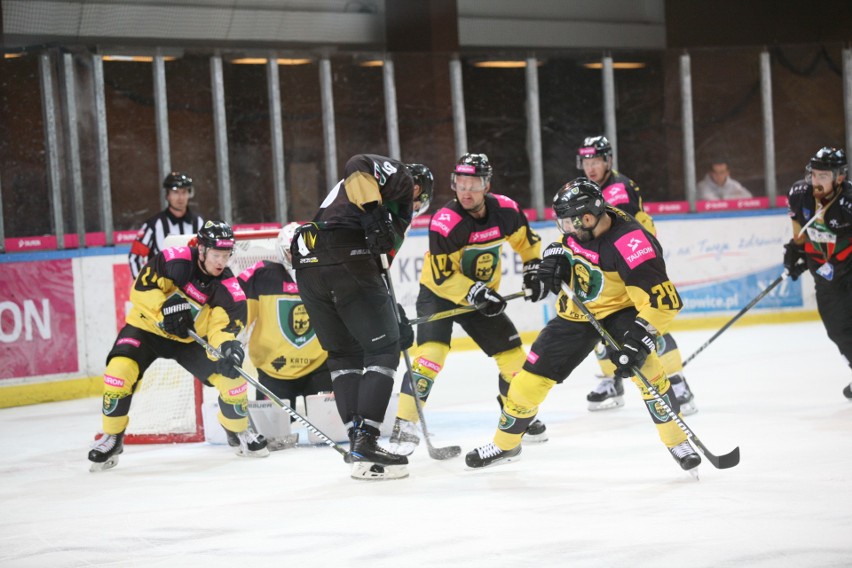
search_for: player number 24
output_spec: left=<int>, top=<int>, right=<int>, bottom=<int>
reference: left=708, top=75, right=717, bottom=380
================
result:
left=651, top=281, right=681, bottom=309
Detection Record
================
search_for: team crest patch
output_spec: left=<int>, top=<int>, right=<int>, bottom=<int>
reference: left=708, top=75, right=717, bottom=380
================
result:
left=646, top=393, right=674, bottom=423
left=461, top=244, right=501, bottom=282
left=277, top=298, right=316, bottom=348
left=498, top=411, right=517, bottom=431
left=570, top=259, right=604, bottom=302
left=414, top=374, right=434, bottom=399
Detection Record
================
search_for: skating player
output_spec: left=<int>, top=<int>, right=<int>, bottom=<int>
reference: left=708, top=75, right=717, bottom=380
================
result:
left=387, top=153, right=548, bottom=456
left=466, top=178, right=700, bottom=476
left=291, top=154, right=433, bottom=480
left=783, top=147, right=852, bottom=401
left=577, top=136, right=696, bottom=415
left=89, top=221, right=268, bottom=471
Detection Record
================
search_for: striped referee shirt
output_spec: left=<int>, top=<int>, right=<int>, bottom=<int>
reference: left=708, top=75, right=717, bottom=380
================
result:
left=128, top=208, right=204, bottom=278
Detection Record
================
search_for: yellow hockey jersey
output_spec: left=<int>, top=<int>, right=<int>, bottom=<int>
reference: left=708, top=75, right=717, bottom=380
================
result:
left=421, top=193, right=541, bottom=304
left=547, top=207, right=681, bottom=334
left=238, top=260, right=327, bottom=380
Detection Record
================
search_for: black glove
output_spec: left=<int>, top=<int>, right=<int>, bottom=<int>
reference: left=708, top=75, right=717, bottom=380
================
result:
left=216, top=340, right=245, bottom=379
left=609, top=320, right=656, bottom=378
left=538, top=245, right=572, bottom=294
left=522, top=259, right=547, bottom=302
left=783, top=239, right=807, bottom=281
left=161, top=296, right=193, bottom=338
left=360, top=202, right=394, bottom=255
left=467, top=281, right=507, bottom=317
left=397, top=303, right=414, bottom=351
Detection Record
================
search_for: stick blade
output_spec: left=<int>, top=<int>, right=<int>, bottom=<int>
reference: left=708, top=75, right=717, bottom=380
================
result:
left=703, top=445, right=740, bottom=470
left=428, top=445, right=462, bottom=460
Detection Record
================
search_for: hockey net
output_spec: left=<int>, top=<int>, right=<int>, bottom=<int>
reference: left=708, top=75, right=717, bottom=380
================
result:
left=124, top=228, right=281, bottom=444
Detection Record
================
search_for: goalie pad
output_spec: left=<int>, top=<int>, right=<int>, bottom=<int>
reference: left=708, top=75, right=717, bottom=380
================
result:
left=248, top=400, right=297, bottom=450
left=305, top=392, right=400, bottom=444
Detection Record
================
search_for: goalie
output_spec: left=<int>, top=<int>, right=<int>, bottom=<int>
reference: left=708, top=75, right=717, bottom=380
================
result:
left=88, top=220, right=269, bottom=472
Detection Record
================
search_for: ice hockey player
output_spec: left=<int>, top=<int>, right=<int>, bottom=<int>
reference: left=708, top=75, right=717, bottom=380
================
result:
left=290, top=154, right=433, bottom=480
left=89, top=220, right=268, bottom=471
left=577, top=135, right=696, bottom=415
left=783, top=147, right=852, bottom=401
left=387, top=153, right=548, bottom=456
left=466, top=178, right=701, bottom=476
left=238, top=222, right=331, bottom=412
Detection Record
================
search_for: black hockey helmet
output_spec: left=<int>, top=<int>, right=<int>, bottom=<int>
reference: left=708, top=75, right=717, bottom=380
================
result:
left=405, top=163, right=434, bottom=217
left=196, top=220, right=235, bottom=251
left=454, top=153, right=493, bottom=179
left=807, top=147, right=848, bottom=177
left=576, top=136, right=612, bottom=169
left=163, top=171, right=194, bottom=196
left=553, top=177, right=606, bottom=219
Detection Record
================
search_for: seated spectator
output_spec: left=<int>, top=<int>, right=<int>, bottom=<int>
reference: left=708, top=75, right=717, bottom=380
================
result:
left=697, top=160, right=752, bottom=200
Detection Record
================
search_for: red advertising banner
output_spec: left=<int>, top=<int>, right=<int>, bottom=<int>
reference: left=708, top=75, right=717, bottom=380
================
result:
left=0, top=260, right=78, bottom=379
left=113, top=263, right=133, bottom=334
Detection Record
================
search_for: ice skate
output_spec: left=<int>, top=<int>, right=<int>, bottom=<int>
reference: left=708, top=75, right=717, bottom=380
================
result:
left=669, top=373, right=697, bottom=416
left=88, top=432, right=124, bottom=472
left=348, top=423, right=409, bottom=480
left=465, top=442, right=521, bottom=469
left=386, top=417, right=420, bottom=456
left=226, top=427, right=270, bottom=458
left=669, top=440, right=701, bottom=479
left=523, top=419, right=548, bottom=444
left=843, top=382, right=852, bottom=400
left=586, top=376, right=624, bottom=411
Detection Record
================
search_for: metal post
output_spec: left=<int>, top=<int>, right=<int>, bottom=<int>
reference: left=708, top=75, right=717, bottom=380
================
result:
left=525, top=57, right=545, bottom=218
left=760, top=51, right=778, bottom=204
left=40, top=53, right=64, bottom=249
left=266, top=56, right=287, bottom=223
left=210, top=55, right=232, bottom=222
left=602, top=54, right=618, bottom=170
left=93, top=54, right=114, bottom=245
left=844, top=48, right=852, bottom=162
left=153, top=55, right=171, bottom=183
left=383, top=56, right=401, bottom=160
left=680, top=52, right=697, bottom=211
left=319, top=57, right=338, bottom=187
left=449, top=56, right=467, bottom=157
left=0, top=160, right=4, bottom=252
left=62, top=53, right=85, bottom=247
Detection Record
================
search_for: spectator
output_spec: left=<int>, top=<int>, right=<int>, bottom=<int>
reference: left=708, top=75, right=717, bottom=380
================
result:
left=128, top=172, right=205, bottom=278
left=697, top=160, right=752, bottom=200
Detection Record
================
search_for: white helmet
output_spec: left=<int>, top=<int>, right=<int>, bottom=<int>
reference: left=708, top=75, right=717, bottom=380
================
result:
left=277, top=222, right=301, bottom=269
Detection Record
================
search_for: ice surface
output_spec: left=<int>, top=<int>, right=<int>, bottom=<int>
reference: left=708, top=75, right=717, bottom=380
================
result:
left=1, top=321, right=851, bottom=567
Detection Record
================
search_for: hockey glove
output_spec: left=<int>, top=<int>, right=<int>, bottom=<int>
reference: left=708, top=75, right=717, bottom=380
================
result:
left=360, top=202, right=395, bottom=256
left=216, top=340, right=245, bottom=379
left=537, top=244, right=572, bottom=294
left=609, top=319, right=656, bottom=378
left=161, top=296, right=194, bottom=338
left=522, top=259, right=547, bottom=302
left=397, top=303, right=414, bottom=351
left=467, top=281, right=507, bottom=317
left=783, top=239, right=807, bottom=281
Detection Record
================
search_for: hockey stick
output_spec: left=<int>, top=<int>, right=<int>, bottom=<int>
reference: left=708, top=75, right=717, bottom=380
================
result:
left=381, top=254, right=461, bottom=460
left=560, top=283, right=740, bottom=470
left=409, top=290, right=530, bottom=325
left=682, top=271, right=788, bottom=368
left=188, top=330, right=348, bottom=458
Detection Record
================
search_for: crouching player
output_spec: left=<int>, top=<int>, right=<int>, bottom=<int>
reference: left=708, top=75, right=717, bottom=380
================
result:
left=466, top=178, right=700, bottom=476
left=88, top=221, right=268, bottom=471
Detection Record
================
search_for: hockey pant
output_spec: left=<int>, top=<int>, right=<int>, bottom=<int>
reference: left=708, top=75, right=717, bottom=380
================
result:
left=594, top=332, right=684, bottom=379
left=99, top=325, right=250, bottom=435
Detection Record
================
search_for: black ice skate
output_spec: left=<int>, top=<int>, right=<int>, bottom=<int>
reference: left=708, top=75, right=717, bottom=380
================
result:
left=669, top=373, right=698, bottom=416
left=669, top=440, right=701, bottom=479
left=88, top=432, right=125, bottom=472
left=387, top=417, right=420, bottom=456
left=586, top=376, right=625, bottom=411
left=843, top=382, right=852, bottom=400
left=348, top=423, right=409, bottom=480
left=523, top=419, right=548, bottom=444
left=225, top=427, right=270, bottom=458
left=465, top=442, right=522, bottom=469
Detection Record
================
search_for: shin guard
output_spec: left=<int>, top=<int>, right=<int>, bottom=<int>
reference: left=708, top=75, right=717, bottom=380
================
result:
left=397, top=341, right=449, bottom=423
left=101, top=357, right=140, bottom=434
left=494, top=371, right=555, bottom=450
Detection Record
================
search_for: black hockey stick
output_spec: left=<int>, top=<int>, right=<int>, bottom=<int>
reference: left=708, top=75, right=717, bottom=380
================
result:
left=188, top=330, right=349, bottom=458
left=409, top=290, right=530, bottom=326
left=682, top=272, right=788, bottom=368
left=381, top=254, right=462, bottom=460
left=560, top=283, right=740, bottom=470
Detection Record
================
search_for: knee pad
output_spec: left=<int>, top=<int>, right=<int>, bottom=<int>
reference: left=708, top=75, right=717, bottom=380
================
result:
left=397, top=341, right=449, bottom=422
left=208, top=374, right=250, bottom=431
left=100, top=356, right=140, bottom=433
left=500, top=371, right=555, bottom=427
left=493, top=346, right=527, bottom=399
left=656, top=333, right=684, bottom=376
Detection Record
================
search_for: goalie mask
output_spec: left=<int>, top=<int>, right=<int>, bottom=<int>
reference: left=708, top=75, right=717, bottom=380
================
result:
left=553, top=177, right=606, bottom=242
left=277, top=222, right=301, bottom=270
